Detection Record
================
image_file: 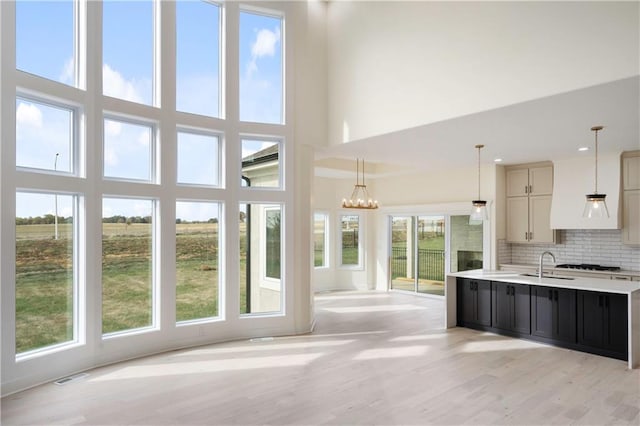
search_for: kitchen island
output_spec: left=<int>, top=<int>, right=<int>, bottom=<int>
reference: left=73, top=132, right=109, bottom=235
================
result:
left=445, top=269, right=640, bottom=369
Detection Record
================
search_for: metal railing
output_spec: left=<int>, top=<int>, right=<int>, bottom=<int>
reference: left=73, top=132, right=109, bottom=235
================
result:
left=391, top=247, right=444, bottom=281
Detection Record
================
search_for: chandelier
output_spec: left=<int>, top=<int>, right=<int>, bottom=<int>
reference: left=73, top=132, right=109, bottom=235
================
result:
left=342, top=159, right=379, bottom=209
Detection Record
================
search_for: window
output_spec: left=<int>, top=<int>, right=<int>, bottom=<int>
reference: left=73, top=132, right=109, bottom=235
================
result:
left=265, top=208, right=281, bottom=279
left=176, top=0, right=221, bottom=117
left=103, top=117, right=154, bottom=182
left=176, top=201, right=221, bottom=323
left=15, top=192, right=76, bottom=354
left=240, top=203, right=282, bottom=315
left=241, top=139, right=281, bottom=188
left=239, top=10, right=283, bottom=124
left=16, top=97, right=75, bottom=174
left=177, top=130, right=220, bottom=186
left=314, top=212, right=328, bottom=268
left=102, top=197, right=155, bottom=335
left=103, top=0, right=154, bottom=105
left=16, top=0, right=76, bottom=86
left=340, top=214, right=360, bottom=267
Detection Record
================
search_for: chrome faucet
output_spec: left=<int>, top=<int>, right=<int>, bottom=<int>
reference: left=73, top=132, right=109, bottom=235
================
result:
left=539, top=251, right=556, bottom=278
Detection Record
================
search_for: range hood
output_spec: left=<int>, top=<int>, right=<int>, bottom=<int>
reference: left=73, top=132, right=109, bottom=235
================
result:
left=549, top=152, right=621, bottom=229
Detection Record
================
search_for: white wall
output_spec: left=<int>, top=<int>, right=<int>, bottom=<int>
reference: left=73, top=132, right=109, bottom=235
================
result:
left=327, top=1, right=639, bottom=145
left=313, top=163, right=500, bottom=292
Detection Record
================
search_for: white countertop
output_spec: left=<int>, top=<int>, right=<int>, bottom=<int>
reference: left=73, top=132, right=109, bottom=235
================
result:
left=499, top=263, right=640, bottom=278
left=448, top=269, right=640, bottom=295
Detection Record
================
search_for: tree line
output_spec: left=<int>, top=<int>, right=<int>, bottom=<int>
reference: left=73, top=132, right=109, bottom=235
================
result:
left=16, top=215, right=219, bottom=225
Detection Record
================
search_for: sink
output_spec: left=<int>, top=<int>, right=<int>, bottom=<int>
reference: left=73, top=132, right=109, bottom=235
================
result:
left=519, top=273, right=575, bottom=280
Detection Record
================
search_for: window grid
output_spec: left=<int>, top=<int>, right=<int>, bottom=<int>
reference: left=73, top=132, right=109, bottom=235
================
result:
left=6, top=0, right=290, bottom=361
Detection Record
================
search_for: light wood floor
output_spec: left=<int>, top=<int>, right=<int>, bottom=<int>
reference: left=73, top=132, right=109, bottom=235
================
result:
left=2, top=291, right=639, bottom=425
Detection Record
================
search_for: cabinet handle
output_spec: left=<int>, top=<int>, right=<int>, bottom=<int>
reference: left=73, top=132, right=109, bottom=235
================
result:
left=525, top=185, right=528, bottom=194
left=548, top=289, right=553, bottom=300
left=529, top=232, right=533, bottom=240
left=529, top=184, right=533, bottom=194
left=525, top=232, right=529, bottom=241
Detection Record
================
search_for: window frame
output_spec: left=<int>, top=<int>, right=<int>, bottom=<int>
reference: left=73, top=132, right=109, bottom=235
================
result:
left=102, top=114, right=158, bottom=184
left=313, top=211, right=329, bottom=269
left=338, top=212, right=363, bottom=270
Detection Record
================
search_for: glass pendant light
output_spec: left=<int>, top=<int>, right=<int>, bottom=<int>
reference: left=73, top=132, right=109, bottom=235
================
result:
left=583, top=126, right=609, bottom=218
left=470, top=144, right=488, bottom=224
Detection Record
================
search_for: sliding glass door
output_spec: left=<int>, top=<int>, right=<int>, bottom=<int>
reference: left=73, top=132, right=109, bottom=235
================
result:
left=389, top=214, right=483, bottom=296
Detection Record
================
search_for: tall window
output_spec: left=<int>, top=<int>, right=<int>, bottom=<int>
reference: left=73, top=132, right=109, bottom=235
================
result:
left=103, top=0, right=154, bottom=105
left=5, top=1, right=291, bottom=375
left=176, top=1, right=221, bottom=117
left=177, top=130, right=220, bottom=187
left=239, top=10, right=283, bottom=124
left=340, top=214, right=361, bottom=267
left=176, top=201, right=221, bottom=322
left=16, top=97, right=75, bottom=174
left=103, top=118, right=154, bottom=182
left=16, top=0, right=76, bottom=86
left=314, top=212, right=328, bottom=268
left=15, top=192, right=77, bottom=355
left=241, top=138, right=281, bottom=188
left=102, top=198, right=155, bottom=335
left=240, top=203, right=282, bottom=315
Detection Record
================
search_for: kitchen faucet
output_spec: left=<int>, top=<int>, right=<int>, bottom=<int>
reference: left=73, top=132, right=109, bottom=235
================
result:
left=538, top=251, right=556, bottom=278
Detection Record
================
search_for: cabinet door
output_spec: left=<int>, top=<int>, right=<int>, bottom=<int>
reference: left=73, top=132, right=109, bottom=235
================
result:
left=577, top=291, right=605, bottom=348
left=512, top=283, right=531, bottom=334
left=506, top=197, right=529, bottom=243
left=457, top=279, right=475, bottom=325
left=476, top=280, right=492, bottom=327
left=605, top=294, right=628, bottom=356
left=506, top=169, right=530, bottom=197
left=622, top=190, right=640, bottom=245
left=531, top=286, right=554, bottom=339
left=492, top=282, right=512, bottom=331
left=529, top=166, right=553, bottom=195
left=529, top=195, right=555, bottom=243
left=623, top=155, right=640, bottom=190
left=554, top=288, right=576, bottom=343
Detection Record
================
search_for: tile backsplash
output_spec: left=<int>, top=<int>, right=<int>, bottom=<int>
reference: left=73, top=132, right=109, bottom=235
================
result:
left=500, top=229, right=640, bottom=271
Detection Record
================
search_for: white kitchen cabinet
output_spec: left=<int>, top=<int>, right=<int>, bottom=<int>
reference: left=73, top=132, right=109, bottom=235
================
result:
left=506, top=163, right=556, bottom=243
left=622, top=151, right=640, bottom=246
left=506, top=166, right=553, bottom=197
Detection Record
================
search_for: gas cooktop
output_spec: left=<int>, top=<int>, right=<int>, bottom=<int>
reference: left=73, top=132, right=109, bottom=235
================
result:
left=555, top=263, right=621, bottom=272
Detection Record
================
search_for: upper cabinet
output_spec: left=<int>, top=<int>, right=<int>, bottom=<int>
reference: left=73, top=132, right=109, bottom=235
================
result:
left=506, top=166, right=553, bottom=197
left=506, top=163, right=556, bottom=243
left=622, top=151, right=640, bottom=245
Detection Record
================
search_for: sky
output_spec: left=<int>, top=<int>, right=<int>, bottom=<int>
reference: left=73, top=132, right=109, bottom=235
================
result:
left=15, top=0, right=283, bottom=221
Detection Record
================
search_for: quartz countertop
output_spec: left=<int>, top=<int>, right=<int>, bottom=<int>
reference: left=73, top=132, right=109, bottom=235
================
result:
left=448, top=269, right=640, bottom=295
left=499, top=263, right=640, bottom=279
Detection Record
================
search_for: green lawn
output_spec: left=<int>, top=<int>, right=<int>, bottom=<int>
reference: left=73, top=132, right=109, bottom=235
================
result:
left=14, top=223, right=249, bottom=353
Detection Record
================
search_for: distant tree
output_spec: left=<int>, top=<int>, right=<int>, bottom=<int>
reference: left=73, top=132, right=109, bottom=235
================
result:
left=239, top=211, right=246, bottom=223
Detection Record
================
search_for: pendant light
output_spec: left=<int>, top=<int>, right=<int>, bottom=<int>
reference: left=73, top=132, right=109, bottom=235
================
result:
left=342, top=159, right=379, bottom=209
left=470, top=144, right=488, bottom=224
left=583, top=125, right=609, bottom=218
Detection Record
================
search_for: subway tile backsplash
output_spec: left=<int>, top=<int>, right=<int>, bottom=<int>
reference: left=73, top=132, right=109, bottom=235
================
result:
left=502, top=229, right=640, bottom=271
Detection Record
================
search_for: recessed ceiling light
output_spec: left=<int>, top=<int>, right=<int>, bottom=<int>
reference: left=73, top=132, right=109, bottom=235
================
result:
left=578, top=147, right=589, bottom=152
left=494, top=158, right=503, bottom=162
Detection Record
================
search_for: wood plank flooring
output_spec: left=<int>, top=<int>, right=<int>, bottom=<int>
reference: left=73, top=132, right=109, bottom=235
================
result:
left=2, top=291, right=639, bottom=425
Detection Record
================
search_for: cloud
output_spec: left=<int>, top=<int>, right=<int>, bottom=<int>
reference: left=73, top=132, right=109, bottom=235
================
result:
left=104, top=146, right=119, bottom=167
left=60, top=57, right=74, bottom=85
left=247, top=26, right=281, bottom=77
left=16, top=102, right=43, bottom=128
left=137, top=130, right=150, bottom=147
left=103, top=63, right=143, bottom=103
left=104, top=119, right=122, bottom=136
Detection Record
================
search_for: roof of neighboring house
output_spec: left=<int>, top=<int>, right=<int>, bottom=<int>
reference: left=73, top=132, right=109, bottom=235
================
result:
left=242, top=143, right=279, bottom=168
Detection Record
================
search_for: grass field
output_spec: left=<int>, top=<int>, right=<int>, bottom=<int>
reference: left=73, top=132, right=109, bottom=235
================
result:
left=14, top=222, right=239, bottom=354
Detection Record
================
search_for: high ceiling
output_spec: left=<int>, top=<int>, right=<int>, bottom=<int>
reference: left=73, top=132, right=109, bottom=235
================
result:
left=315, top=76, right=639, bottom=178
